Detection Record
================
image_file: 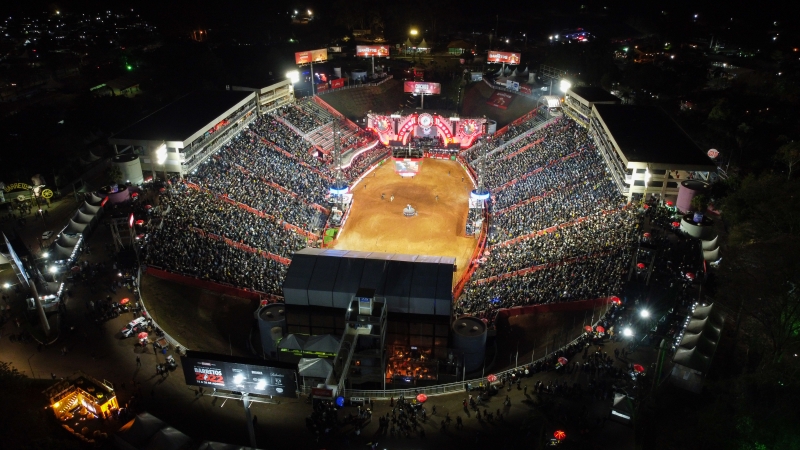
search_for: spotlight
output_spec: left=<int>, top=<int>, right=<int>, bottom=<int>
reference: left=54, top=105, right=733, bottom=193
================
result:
left=640, top=310, right=650, bottom=318
left=623, top=327, right=633, bottom=337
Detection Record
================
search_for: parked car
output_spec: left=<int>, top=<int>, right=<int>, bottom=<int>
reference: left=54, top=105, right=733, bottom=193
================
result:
left=121, top=317, right=148, bottom=338
left=42, top=230, right=54, bottom=240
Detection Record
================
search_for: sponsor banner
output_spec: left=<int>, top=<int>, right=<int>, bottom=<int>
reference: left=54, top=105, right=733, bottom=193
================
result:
left=316, top=83, right=328, bottom=92
left=519, top=85, right=532, bottom=95
left=505, top=80, right=520, bottom=91
left=330, top=78, right=345, bottom=89
left=329, top=46, right=342, bottom=53
left=311, top=387, right=333, bottom=398
left=486, top=90, right=514, bottom=110
left=295, top=49, right=328, bottom=65
left=393, top=158, right=422, bottom=175
left=403, top=81, right=441, bottom=95
left=356, top=45, right=390, bottom=57
left=181, top=353, right=297, bottom=398
left=487, top=51, right=521, bottom=64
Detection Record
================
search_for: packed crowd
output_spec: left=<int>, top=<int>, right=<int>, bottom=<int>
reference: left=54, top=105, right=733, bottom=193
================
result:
left=461, top=113, right=546, bottom=162
left=274, top=101, right=332, bottom=134
left=341, top=146, right=390, bottom=180
left=457, top=117, right=634, bottom=322
left=144, top=185, right=302, bottom=295
left=251, top=116, right=329, bottom=171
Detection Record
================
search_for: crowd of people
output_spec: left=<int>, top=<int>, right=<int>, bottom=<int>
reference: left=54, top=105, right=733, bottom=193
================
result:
left=341, top=146, right=390, bottom=181
left=144, top=185, right=302, bottom=295
left=460, top=113, right=546, bottom=163
left=457, top=117, right=634, bottom=323
left=274, top=101, right=332, bottom=134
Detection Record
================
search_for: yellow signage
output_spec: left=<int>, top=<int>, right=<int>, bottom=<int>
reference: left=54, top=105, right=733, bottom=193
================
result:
left=41, top=189, right=54, bottom=199
left=3, top=183, right=31, bottom=192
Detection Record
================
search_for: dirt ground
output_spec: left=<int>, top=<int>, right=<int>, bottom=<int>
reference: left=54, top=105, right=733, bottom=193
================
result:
left=332, top=158, right=478, bottom=284
left=141, top=274, right=258, bottom=357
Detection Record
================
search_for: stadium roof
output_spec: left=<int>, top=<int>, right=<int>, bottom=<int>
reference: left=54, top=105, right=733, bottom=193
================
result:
left=568, top=86, right=620, bottom=104
left=593, top=104, right=715, bottom=169
left=110, top=90, right=255, bottom=146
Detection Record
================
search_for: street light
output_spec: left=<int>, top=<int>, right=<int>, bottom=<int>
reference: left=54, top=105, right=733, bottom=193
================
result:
left=48, top=266, right=57, bottom=274
left=640, top=309, right=650, bottom=318
left=623, top=327, right=634, bottom=337
left=286, top=70, right=299, bottom=84
left=410, top=29, right=418, bottom=36
left=559, top=79, right=572, bottom=93
left=3, top=283, right=10, bottom=289
left=42, top=252, right=49, bottom=258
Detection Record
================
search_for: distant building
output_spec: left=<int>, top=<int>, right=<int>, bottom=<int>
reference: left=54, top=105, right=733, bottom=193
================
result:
left=447, top=40, right=475, bottom=56
left=589, top=104, right=716, bottom=202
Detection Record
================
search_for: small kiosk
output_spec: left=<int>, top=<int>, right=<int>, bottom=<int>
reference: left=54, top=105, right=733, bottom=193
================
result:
left=43, top=372, right=119, bottom=421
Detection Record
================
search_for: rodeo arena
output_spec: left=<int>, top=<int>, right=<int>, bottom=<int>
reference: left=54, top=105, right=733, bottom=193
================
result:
left=2, top=51, right=723, bottom=450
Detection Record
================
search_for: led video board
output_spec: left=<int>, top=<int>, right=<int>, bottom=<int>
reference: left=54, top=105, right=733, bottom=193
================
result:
left=181, top=351, right=297, bottom=398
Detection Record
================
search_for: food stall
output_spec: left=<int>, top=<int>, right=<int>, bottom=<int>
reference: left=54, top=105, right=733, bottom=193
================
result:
left=43, top=372, right=119, bottom=421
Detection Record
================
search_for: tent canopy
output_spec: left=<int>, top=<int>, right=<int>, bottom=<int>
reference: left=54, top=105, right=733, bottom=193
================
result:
left=116, top=413, right=166, bottom=447
left=303, top=334, right=340, bottom=354
left=64, top=219, right=88, bottom=234
left=57, top=233, right=80, bottom=248
left=611, top=393, right=635, bottom=423
left=82, top=201, right=102, bottom=214
left=298, top=357, right=333, bottom=379
left=53, top=243, right=74, bottom=259
left=145, top=426, right=191, bottom=450
left=278, top=334, right=307, bottom=351
left=73, top=210, right=95, bottom=224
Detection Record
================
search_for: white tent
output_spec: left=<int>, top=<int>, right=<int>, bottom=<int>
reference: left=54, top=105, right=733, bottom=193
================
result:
left=73, top=210, right=95, bottom=224
left=298, top=357, right=333, bottom=380
left=115, top=413, right=166, bottom=449
left=145, top=426, right=191, bottom=450
left=53, top=243, right=74, bottom=260
left=0, top=252, right=9, bottom=265
left=88, top=193, right=105, bottom=205
left=82, top=201, right=102, bottom=214
left=278, top=334, right=307, bottom=353
left=58, top=233, right=80, bottom=248
left=610, top=393, right=635, bottom=424
left=304, top=334, right=340, bottom=355
left=64, top=219, right=87, bottom=234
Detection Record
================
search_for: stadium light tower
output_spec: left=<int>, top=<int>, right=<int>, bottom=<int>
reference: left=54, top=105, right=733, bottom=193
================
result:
left=559, top=79, right=572, bottom=93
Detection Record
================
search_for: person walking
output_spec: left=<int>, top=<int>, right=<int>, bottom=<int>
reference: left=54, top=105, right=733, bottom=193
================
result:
left=390, top=195, right=394, bottom=202
left=136, top=356, right=141, bottom=367
left=435, top=195, right=439, bottom=202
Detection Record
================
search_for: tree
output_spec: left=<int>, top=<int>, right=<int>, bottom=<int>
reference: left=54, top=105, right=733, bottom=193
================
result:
left=106, top=165, right=123, bottom=185
left=718, top=238, right=800, bottom=364
left=690, top=194, right=708, bottom=212
left=722, top=174, right=800, bottom=244
left=776, top=141, right=800, bottom=180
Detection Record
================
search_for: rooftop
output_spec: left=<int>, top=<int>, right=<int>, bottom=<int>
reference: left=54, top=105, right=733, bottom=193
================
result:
left=593, top=104, right=715, bottom=168
left=111, top=90, right=254, bottom=144
left=568, top=86, right=620, bottom=104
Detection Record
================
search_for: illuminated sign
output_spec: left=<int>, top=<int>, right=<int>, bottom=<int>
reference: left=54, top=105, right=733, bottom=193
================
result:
left=181, top=351, right=297, bottom=398
left=403, top=82, right=441, bottom=95
left=487, top=51, right=521, bottom=64
left=295, top=49, right=328, bottom=64
left=3, top=183, right=31, bottom=193
left=356, top=45, right=390, bottom=57
left=128, top=213, right=134, bottom=229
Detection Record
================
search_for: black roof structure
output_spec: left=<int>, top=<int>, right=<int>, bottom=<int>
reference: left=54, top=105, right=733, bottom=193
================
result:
left=283, top=248, right=454, bottom=316
left=111, top=90, right=254, bottom=143
left=568, top=86, right=620, bottom=104
left=593, top=104, right=715, bottom=168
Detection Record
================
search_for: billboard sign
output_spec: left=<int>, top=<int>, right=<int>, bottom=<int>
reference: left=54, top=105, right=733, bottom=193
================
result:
left=181, top=352, right=297, bottom=398
left=393, top=158, right=421, bottom=175
left=487, top=51, right=521, bottom=64
left=356, top=45, right=390, bottom=57
left=505, top=80, right=520, bottom=91
left=330, top=78, right=345, bottom=89
left=403, top=81, right=441, bottom=95
left=3, top=233, right=29, bottom=287
left=295, top=49, right=328, bottom=65
left=486, top=91, right=514, bottom=110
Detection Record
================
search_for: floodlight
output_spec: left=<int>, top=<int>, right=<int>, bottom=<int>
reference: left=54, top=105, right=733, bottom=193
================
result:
left=640, top=309, right=650, bottom=318
left=42, top=252, right=49, bottom=258
left=155, top=144, right=168, bottom=164
left=623, top=327, right=633, bottom=337
left=49, top=266, right=57, bottom=273
left=286, top=70, right=300, bottom=84
left=559, top=79, right=572, bottom=93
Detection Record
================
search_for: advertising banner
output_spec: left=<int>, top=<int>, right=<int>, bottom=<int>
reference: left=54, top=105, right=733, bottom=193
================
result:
left=295, top=49, right=328, bottom=65
left=403, top=81, right=441, bottom=95
left=311, top=387, right=333, bottom=398
left=356, top=45, right=390, bottom=57
left=316, top=83, right=328, bottom=92
left=393, top=158, right=422, bottom=175
left=487, top=51, right=521, bottom=64
left=505, top=80, right=520, bottom=91
left=486, top=90, right=515, bottom=110
left=330, top=78, right=345, bottom=89
left=519, top=85, right=532, bottom=95
left=181, top=351, right=297, bottom=398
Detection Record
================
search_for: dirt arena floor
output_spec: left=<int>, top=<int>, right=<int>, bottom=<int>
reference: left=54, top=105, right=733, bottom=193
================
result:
left=332, top=158, right=478, bottom=284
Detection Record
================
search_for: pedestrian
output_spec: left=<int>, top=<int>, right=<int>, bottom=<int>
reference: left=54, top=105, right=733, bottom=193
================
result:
left=51, top=373, right=56, bottom=380
left=435, top=195, right=439, bottom=202
left=381, top=193, right=385, bottom=200
left=524, top=385, right=528, bottom=395
left=432, top=405, right=436, bottom=415
left=614, top=348, right=620, bottom=359
left=136, top=356, right=141, bottom=367
left=390, top=195, right=394, bottom=202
